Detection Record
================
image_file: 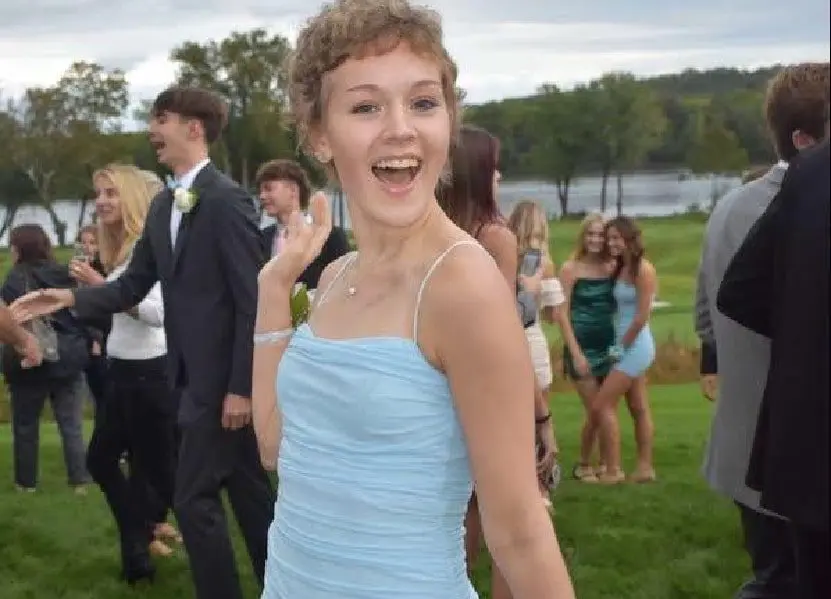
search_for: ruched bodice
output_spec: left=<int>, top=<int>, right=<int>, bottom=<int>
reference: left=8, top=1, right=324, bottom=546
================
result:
left=563, top=277, right=616, bottom=379
left=613, top=279, right=638, bottom=332
left=263, top=242, right=481, bottom=599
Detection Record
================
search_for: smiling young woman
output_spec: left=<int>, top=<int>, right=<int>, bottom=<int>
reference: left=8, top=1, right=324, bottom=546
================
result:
left=250, top=1, right=576, bottom=598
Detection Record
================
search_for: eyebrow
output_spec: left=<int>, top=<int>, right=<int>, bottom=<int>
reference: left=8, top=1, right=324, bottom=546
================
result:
left=345, top=79, right=442, bottom=93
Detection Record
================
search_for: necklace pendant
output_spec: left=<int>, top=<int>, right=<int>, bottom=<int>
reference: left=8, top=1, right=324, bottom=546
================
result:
left=347, top=286, right=357, bottom=297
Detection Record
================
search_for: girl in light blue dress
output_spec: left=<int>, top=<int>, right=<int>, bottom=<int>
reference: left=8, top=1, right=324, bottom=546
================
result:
left=249, top=2, right=576, bottom=598
left=589, top=216, right=658, bottom=484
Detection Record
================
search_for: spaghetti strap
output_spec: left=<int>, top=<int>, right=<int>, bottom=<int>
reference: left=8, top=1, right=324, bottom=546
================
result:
left=412, top=240, right=481, bottom=343
left=315, top=252, right=357, bottom=306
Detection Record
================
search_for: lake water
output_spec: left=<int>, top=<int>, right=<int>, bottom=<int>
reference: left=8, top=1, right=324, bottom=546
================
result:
left=2, top=170, right=737, bottom=246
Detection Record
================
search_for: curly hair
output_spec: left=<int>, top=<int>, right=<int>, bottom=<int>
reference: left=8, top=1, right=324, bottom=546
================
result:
left=286, top=0, right=460, bottom=159
left=764, top=62, right=830, bottom=161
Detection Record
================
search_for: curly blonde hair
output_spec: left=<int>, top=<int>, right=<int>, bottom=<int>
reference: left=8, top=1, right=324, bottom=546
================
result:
left=287, top=0, right=460, bottom=159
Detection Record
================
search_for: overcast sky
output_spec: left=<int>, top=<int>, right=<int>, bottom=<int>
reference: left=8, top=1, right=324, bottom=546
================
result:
left=0, top=0, right=829, bottom=111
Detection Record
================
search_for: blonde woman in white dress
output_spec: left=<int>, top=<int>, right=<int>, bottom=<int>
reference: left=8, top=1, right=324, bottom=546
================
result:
left=508, top=201, right=565, bottom=504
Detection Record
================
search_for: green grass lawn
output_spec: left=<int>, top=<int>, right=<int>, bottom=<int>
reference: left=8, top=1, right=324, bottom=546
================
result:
left=0, top=382, right=746, bottom=599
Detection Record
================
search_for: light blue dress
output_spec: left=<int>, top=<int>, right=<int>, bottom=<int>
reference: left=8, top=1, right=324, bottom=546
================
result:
left=612, top=280, right=655, bottom=377
left=262, top=244, right=479, bottom=599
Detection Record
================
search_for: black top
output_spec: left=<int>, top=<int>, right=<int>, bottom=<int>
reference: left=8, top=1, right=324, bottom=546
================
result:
left=717, top=140, right=830, bottom=530
left=261, top=224, right=351, bottom=289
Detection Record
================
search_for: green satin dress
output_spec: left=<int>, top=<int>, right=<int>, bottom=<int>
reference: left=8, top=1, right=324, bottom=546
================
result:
left=563, top=278, right=616, bottom=380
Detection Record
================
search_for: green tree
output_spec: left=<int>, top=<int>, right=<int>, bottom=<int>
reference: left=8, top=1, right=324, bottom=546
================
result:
left=5, top=62, right=129, bottom=244
left=171, top=29, right=293, bottom=189
left=54, top=62, right=130, bottom=231
left=686, top=110, right=749, bottom=210
left=526, top=84, right=597, bottom=216
left=590, top=73, right=668, bottom=214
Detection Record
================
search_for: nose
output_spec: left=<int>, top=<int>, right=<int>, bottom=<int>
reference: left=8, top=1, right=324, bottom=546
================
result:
left=382, top=103, right=416, bottom=142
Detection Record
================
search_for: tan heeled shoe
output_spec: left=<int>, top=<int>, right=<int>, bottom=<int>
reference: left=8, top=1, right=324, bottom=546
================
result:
left=572, top=464, right=599, bottom=483
left=596, top=469, right=626, bottom=485
left=629, top=468, right=657, bottom=483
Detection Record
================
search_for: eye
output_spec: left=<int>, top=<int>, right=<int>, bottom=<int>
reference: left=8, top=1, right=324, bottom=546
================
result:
left=350, top=102, right=378, bottom=115
left=413, top=97, right=440, bottom=111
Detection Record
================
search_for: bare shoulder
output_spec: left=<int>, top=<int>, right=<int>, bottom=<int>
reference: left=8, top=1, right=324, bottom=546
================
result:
left=476, top=222, right=517, bottom=256
left=419, top=241, right=519, bottom=352
left=639, top=259, right=657, bottom=279
left=559, top=259, right=577, bottom=280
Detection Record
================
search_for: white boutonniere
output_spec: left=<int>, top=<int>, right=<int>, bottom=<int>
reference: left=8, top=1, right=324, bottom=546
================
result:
left=173, top=187, right=199, bottom=213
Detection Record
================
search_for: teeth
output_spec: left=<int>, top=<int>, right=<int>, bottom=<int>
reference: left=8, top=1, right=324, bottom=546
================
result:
left=374, top=158, right=420, bottom=169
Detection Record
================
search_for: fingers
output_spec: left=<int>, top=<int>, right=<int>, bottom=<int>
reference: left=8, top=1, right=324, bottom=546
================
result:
left=309, top=192, right=331, bottom=229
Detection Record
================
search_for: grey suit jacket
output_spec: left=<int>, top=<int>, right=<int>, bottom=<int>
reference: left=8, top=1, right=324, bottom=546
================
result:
left=694, top=163, right=786, bottom=513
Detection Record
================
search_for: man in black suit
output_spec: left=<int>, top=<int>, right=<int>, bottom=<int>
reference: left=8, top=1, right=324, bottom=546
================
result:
left=11, top=87, right=274, bottom=599
left=717, top=136, right=830, bottom=599
left=256, top=159, right=349, bottom=289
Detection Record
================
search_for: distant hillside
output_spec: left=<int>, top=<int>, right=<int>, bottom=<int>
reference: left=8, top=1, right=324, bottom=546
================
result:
left=641, top=66, right=782, bottom=96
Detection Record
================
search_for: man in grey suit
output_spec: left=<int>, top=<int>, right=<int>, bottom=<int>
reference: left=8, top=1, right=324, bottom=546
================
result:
left=694, top=62, right=829, bottom=599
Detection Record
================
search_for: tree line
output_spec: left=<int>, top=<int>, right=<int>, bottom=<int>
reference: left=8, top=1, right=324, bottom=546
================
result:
left=0, top=28, right=782, bottom=243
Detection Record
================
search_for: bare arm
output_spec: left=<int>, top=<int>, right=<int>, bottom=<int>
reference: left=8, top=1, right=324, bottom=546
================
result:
left=251, top=282, right=292, bottom=471
left=0, top=302, right=31, bottom=348
left=477, top=223, right=518, bottom=288
left=430, top=249, right=574, bottom=599
left=555, top=261, right=583, bottom=358
left=252, top=257, right=347, bottom=469
left=619, top=261, right=656, bottom=348
left=539, top=259, right=560, bottom=324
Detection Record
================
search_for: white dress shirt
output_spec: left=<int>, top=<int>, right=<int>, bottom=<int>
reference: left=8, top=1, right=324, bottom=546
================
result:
left=105, top=247, right=166, bottom=360
left=170, top=158, right=211, bottom=246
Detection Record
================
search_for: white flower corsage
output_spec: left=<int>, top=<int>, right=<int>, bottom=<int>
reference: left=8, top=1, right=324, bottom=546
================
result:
left=173, top=188, right=199, bottom=213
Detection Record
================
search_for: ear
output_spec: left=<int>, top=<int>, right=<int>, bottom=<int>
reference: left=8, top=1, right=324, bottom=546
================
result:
left=792, top=129, right=816, bottom=152
left=186, top=117, right=204, bottom=142
left=308, top=126, right=332, bottom=164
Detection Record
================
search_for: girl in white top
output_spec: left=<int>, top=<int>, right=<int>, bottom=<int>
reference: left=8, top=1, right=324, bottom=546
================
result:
left=69, top=164, right=180, bottom=581
left=508, top=202, right=565, bottom=388
left=507, top=201, right=565, bottom=504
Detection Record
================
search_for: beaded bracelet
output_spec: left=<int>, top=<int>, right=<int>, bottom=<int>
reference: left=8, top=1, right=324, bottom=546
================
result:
left=253, top=328, right=294, bottom=345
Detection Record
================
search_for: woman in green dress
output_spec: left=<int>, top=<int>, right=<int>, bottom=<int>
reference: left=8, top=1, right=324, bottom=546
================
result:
left=557, top=213, right=617, bottom=482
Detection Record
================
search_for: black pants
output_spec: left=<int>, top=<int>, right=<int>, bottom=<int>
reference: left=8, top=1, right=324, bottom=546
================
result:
left=174, top=403, right=274, bottom=599
left=86, top=356, right=178, bottom=561
left=84, top=354, right=109, bottom=416
left=790, top=523, right=830, bottom=599
left=736, top=502, right=796, bottom=599
left=10, top=374, right=89, bottom=489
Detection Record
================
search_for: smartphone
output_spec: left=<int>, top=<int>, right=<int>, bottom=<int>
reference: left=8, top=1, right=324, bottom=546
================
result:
left=72, top=242, right=89, bottom=263
left=519, top=248, right=542, bottom=277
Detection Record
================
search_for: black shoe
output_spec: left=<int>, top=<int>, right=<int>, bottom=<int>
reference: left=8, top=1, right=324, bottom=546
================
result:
left=122, top=556, right=155, bottom=586
left=121, top=541, right=155, bottom=586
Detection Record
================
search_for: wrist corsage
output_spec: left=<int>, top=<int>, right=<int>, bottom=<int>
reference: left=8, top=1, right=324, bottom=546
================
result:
left=608, top=344, right=624, bottom=362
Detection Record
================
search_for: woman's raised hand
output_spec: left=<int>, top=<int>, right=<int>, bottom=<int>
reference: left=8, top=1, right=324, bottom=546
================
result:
left=258, top=191, right=333, bottom=291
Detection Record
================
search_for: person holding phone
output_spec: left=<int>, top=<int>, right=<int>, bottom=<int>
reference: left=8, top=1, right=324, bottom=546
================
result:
left=508, top=201, right=564, bottom=507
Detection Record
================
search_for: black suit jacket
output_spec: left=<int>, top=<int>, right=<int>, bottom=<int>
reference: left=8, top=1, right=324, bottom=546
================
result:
left=261, top=224, right=350, bottom=289
left=74, top=163, right=264, bottom=421
left=717, top=140, right=830, bottom=530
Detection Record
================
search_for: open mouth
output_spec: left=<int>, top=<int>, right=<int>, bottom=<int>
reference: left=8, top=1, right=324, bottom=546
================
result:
left=150, top=139, right=166, bottom=153
left=371, top=157, right=422, bottom=187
